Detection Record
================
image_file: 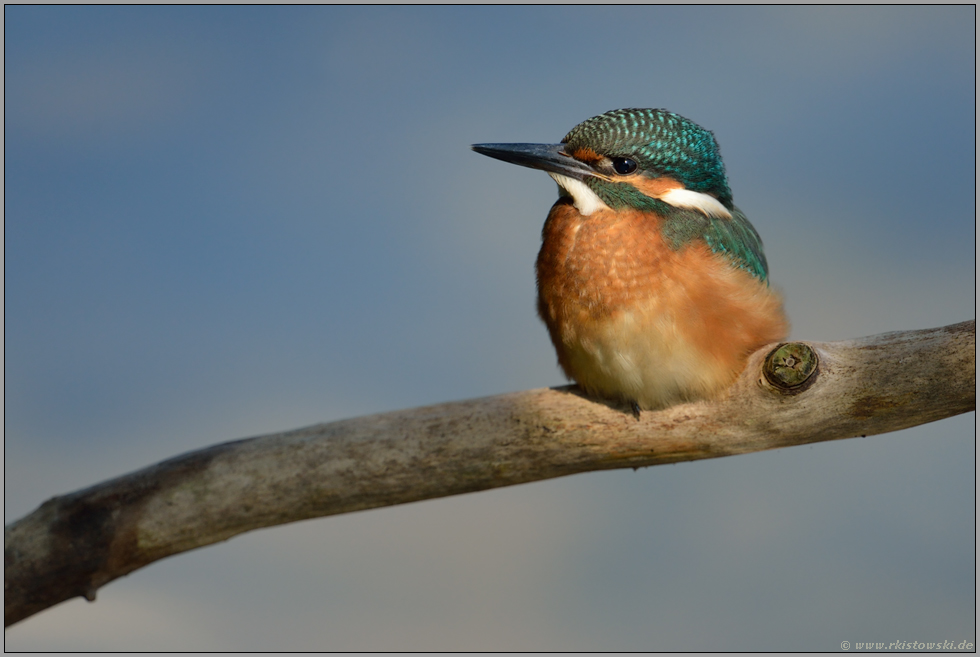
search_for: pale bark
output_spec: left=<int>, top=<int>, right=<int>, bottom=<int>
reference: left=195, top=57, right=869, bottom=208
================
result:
left=4, top=320, right=975, bottom=627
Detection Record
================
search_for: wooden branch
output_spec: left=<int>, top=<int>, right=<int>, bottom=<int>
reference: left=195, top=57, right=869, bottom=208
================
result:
left=5, top=320, right=975, bottom=627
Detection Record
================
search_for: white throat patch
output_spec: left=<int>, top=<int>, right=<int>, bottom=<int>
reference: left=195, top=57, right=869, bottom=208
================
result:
left=548, top=173, right=610, bottom=216
left=659, top=188, right=732, bottom=219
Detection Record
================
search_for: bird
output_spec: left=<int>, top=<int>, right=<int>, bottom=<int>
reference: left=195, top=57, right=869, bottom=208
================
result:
left=472, top=108, right=789, bottom=415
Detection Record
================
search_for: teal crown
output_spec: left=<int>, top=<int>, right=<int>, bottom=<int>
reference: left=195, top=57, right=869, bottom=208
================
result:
left=562, top=108, right=733, bottom=208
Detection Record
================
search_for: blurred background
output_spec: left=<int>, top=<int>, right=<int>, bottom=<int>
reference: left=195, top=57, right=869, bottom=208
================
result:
left=4, top=6, right=975, bottom=650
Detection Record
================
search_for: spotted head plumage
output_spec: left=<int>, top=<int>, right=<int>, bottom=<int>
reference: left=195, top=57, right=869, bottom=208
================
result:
left=561, top=108, right=733, bottom=209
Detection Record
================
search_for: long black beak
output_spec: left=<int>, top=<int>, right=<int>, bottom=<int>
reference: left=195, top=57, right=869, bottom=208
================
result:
left=471, top=143, right=596, bottom=182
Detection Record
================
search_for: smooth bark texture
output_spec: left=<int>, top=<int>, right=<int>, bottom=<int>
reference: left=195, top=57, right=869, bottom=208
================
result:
left=5, top=320, right=975, bottom=627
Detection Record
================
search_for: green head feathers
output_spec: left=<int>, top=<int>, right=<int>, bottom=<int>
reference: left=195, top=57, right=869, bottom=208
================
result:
left=562, top=108, right=734, bottom=208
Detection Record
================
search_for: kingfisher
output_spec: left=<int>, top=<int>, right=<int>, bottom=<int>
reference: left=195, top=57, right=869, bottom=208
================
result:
left=472, top=108, right=789, bottom=414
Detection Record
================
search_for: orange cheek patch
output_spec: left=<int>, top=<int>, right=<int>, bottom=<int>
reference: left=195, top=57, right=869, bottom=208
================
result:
left=568, top=146, right=603, bottom=164
left=627, top=175, right=684, bottom=198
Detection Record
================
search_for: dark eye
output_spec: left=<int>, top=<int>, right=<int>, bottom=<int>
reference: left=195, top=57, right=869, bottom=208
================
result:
left=612, top=157, right=637, bottom=175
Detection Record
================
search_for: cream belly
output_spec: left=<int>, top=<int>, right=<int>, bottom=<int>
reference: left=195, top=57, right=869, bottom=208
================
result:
left=555, top=300, right=733, bottom=410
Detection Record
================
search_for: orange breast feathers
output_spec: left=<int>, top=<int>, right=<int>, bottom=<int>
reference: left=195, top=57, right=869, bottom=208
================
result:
left=535, top=198, right=789, bottom=410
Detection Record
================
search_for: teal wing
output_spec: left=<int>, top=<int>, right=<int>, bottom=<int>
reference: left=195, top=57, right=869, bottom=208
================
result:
left=660, top=204, right=769, bottom=282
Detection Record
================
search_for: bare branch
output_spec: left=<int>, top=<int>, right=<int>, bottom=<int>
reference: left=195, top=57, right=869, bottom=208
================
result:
left=5, top=320, right=975, bottom=627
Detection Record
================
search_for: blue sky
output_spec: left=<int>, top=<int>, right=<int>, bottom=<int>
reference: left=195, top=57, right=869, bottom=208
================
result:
left=5, top=6, right=975, bottom=650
